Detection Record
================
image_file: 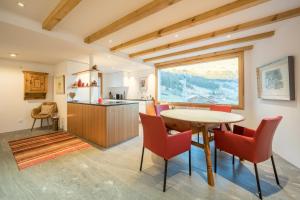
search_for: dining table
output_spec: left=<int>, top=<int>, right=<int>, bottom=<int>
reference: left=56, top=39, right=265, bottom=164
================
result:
left=160, top=109, right=245, bottom=186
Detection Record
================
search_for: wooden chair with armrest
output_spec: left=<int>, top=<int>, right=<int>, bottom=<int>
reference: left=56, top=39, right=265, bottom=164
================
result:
left=31, top=102, right=58, bottom=131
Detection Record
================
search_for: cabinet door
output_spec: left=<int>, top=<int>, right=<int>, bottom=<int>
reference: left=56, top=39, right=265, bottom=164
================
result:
left=67, top=103, right=83, bottom=136
left=30, top=74, right=46, bottom=92
left=25, top=73, right=48, bottom=93
left=24, top=73, right=31, bottom=93
left=106, top=104, right=138, bottom=147
left=82, top=105, right=107, bottom=147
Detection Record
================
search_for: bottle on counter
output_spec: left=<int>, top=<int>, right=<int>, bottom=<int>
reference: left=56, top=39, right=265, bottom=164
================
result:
left=109, top=91, right=113, bottom=99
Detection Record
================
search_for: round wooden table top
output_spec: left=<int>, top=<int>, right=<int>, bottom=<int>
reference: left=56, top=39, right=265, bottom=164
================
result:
left=160, top=109, right=245, bottom=124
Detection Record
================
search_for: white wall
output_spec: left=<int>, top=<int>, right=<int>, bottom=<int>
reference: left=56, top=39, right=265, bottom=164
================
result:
left=248, top=18, right=300, bottom=168
left=127, top=69, right=155, bottom=99
left=102, top=72, right=129, bottom=99
left=53, top=60, right=91, bottom=130
left=53, top=61, right=68, bottom=130
left=102, top=69, right=155, bottom=99
left=0, top=59, right=54, bottom=133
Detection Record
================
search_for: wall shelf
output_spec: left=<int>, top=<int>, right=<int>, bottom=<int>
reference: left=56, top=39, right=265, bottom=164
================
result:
left=71, top=86, right=99, bottom=89
left=72, top=67, right=99, bottom=75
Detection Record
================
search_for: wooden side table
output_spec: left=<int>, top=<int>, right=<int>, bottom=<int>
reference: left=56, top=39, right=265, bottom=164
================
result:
left=51, top=116, right=59, bottom=131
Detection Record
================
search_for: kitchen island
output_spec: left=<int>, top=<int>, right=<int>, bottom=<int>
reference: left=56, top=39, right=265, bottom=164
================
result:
left=67, top=101, right=139, bottom=148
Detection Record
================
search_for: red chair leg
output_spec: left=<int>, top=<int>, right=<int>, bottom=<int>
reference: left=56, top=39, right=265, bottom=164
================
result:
left=214, top=147, right=217, bottom=173
left=271, top=155, right=280, bottom=186
left=189, top=150, right=191, bottom=176
left=254, top=164, right=263, bottom=200
left=140, top=147, right=144, bottom=171
left=163, top=159, right=168, bottom=192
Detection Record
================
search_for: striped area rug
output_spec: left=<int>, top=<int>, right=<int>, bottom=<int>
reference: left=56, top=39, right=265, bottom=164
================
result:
left=8, top=131, right=91, bottom=170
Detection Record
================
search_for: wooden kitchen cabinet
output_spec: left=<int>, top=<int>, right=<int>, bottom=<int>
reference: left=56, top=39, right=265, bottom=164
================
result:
left=23, top=71, right=48, bottom=100
left=67, top=102, right=139, bottom=148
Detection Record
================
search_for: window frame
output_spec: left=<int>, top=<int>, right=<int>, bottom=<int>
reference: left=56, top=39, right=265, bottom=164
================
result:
left=155, top=52, right=245, bottom=110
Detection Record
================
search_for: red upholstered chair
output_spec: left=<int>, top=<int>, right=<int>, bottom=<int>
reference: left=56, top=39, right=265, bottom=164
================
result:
left=139, top=113, right=192, bottom=192
left=154, top=104, right=170, bottom=116
left=210, top=105, right=232, bottom=131
left=214, top=116, right=283, bottom=199
left=199, top=105, right=232, bottom=143
left=210, top=104, right=232, bottom=113
left=154, top=104, right=173, bottom=134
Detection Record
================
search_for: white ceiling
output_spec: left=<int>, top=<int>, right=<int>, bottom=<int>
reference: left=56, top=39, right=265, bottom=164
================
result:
left=0, top=20, right=151, bottom=72
left=0, top=21, right=94, bottom=65
left=0, top=0, right=60, bottom=22
left=0, top=0, right=300, bottom=71
left=120, top=0, right=300, bottom=55
left=57, top=0, right=234, bottom=46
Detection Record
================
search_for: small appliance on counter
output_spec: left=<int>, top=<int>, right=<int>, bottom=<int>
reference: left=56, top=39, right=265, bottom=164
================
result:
left=108, top=90, right=126, bottom=100
left=116, top=93, right=125, bottom=100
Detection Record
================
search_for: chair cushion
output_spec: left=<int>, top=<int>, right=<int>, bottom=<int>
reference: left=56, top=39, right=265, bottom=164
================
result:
left=40, top=105, right=54, bottom=115
left=34, top=114, right=50, bottom=119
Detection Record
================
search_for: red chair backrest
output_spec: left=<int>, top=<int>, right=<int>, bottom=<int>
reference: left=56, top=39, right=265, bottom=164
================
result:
left=139, top=113, right=168, bottom=157
left=209, top=105, right=232, bottom=113
left=154, top=104, right=170, bottom=116
left=254, top=116, right=283, bottom=162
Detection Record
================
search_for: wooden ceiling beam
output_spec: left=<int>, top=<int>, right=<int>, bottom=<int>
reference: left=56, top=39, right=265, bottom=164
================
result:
left=110, top=0, right=269, bottom=51
left=155, top=46, right=253, bottom=68
left=133, top=7, right=300, bottom=56
left=84, top=0, right=182, bottom=44
left=42, top=0, right=81, bottom=31
left=142, top=31, right=274, bottom=62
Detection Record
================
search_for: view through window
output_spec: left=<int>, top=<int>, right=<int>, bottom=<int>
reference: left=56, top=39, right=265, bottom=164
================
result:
left=157, top=56, right=241, bottom=106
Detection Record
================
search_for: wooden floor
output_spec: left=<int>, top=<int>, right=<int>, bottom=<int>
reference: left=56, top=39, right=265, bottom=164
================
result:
left=0, top=127, right=300, bottom=200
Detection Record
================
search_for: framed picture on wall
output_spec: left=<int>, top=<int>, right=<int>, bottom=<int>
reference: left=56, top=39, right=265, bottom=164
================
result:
left=139, top=77, right=147, bottom=91
left=256, top=56, right=295, bottom=100
left=55, top=75, right=65, bottom=94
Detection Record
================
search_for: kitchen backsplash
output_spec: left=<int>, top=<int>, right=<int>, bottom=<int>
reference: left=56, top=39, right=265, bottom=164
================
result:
left=107, top=86, right=128, bottom=99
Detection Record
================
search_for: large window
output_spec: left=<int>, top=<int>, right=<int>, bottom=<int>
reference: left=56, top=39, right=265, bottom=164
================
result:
left=156, top=53, right=244, bottom=109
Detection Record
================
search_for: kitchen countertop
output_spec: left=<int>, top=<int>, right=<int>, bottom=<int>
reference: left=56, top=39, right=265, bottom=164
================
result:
left=105, top=99, right=153, bottom=102
left=67, top=100, right=138, bottom=106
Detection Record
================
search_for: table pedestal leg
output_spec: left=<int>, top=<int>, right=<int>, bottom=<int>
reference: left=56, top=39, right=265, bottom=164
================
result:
left=202, top=125, right=215, bottom=186
left=225, top=123, right=231, bottom=131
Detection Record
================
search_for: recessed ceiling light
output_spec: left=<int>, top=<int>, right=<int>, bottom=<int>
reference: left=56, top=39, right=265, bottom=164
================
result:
left=108, top=39, right=113, bottom=43
left=10, top=53, right=17, bottom=57
left=174, top=34, right=179, bottom=38
left=226, top=34, right=231, bottom=38
left=17, top=2, right=24, bottom=7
